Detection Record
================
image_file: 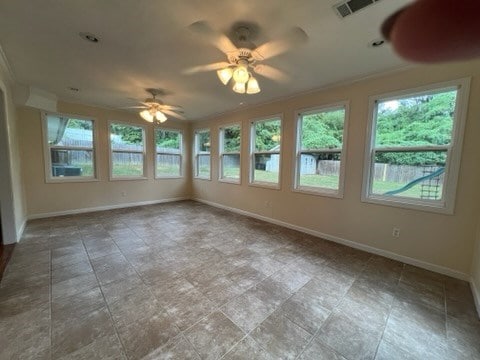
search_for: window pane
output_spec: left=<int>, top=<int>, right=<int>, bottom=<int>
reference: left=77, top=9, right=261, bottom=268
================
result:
left=371, top=150, right=447, bottom=200
left=47, top=116, right=93, bottom=146
left=155, top=129, right=181, bottom=153
left=298, top=152, right=340, bottom=190
left=156, top=154, right=181, bottom=177
left=50, top=149, right=94, bottom=177
left=253, top=153, right=279, bottom=184
left=112, top=152, right=144, bottom=177
left=375, top=90, right=457, bottom=147
left=222, top=154, right=240, bottom=180
left=110, top=124, right=144, bottom=152
left=197, top=154, right=210, bottom=178
left=301, top=109, right=345, bottom=150
left=222, top=125, right=241, bottom=152
left=254, top=119, right=281, bottom=152
left=197, top=131, right=211, bottom=152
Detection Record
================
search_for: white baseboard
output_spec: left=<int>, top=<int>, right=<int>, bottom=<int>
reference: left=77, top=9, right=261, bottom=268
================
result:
left=193, top=197, right=470, bottom=282
left=471, top=278, right=480, bottom=318
left=27, top=197, right=189, bottom=220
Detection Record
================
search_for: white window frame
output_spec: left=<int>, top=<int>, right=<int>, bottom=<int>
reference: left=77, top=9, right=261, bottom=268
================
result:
left=293, top=102, right=349, bottom=198
left=361, top=78, right=470, bottom=214
left=219, top=123, right=241, bottom=184
left=194, top=128, right=211, bottom=180
left=154, top=127, right=183, bottom=179
left=249, top=115, right=283, bottom=190
left=42, top=111, right=99, bottom=183
left=108, top=121, right=147, bottom=181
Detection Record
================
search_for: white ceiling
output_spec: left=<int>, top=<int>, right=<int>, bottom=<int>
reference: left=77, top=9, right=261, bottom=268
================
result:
left=0, top=0, right=411, bottom=121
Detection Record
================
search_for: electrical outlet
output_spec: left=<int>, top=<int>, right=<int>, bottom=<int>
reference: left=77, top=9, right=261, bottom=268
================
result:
left=264, top=200, right=271, bottom=208
left=392, top=227, right=400, bottom=238
left=121, top=191, right=127, bottom=197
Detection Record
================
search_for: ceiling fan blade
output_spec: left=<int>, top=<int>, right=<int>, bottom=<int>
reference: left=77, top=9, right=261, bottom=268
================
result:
left=253, top=64, right=289, bottom=82
left=159, top=104, right=184, bottom=111
left=119, top=106, right=147, bottom=109
left=162, top=109, right=186, bottom=120
left=252, top=27, right=308, bottom=60
left=188, top=21, right=238, bottom=55
left=183, top=61, right=231, bottom=74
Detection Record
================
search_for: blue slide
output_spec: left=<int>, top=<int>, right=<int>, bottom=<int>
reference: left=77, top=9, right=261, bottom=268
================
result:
left=384, top=167, right=445, bottom=196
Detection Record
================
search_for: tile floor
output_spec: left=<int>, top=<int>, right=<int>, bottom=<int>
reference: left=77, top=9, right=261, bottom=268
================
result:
left=0, top=200, right=479, bottom=359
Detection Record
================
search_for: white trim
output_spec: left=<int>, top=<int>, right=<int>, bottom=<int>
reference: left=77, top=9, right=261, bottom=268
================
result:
left=471, top=278, right=480, bottom=318
left=361, top=77, right=471, bottom=215
left=193, top=128, right=212, bottom=180
left=293, top=101, right=349, bottom=199
left=192, top=197, right=470, bottom=281
left=0, top=87, right=19, bottom=244
left=41, top=111, right=100, bottom=183
left=108, top=120, right=147, bottom=180
left=27, top=197, right=189, bottom=220
left=218, top=122, right=241, bottom=184
left=249, top=114, right=283, bottom=188
left=153, top=127, right=184, bottom=179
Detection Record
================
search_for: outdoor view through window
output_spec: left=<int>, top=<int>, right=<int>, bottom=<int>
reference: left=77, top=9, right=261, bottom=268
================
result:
left=251, top=118, right=281, bottom=186
left=296, top=106, right=346, bottom=194
left=45, top=114, right=95, bottom=179
left=369, top=89, right=458, bottom=202
left=155, top=129, right=182, bottom=177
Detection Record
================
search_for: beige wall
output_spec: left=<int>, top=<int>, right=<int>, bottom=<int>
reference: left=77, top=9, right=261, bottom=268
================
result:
left=18, top=101, right=192, bottom=217
left=0, top=66, right=26, bottom=242
left=192, top=60, right=480, bottom=276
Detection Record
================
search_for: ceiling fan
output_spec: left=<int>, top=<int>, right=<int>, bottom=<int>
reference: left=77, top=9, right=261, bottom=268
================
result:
left=125, top=88, right=185, bottom=123
left=184, top=21, right=308, bottom=95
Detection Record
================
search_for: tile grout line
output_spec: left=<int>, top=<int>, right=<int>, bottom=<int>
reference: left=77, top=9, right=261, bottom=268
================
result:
left=80, top=235, right=130, bottom=359
left=370, top=262, right=405, bottom=360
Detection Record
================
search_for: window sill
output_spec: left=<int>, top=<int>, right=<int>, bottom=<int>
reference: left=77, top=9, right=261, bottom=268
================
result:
left=361, top=194, right=453, bottom=215
left=194, top=176, right=211, bottom=181
left=248, top=181, right=281, bottom=190
left=219, top=178, right=241, bottom=185
left=293, top=187, right=343, bottom=199
left=45, top=177, right=100, bottom=184
left=109, top=176, right=148, bottom=181
left=155, top=176, right=183, bottom=180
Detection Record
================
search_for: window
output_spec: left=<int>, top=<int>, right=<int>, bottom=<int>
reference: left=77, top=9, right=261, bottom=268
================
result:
left=109, top=123, right=146, bottom=179
left=219, top=124, right=241, bottom=183
left=43, top=113, right=97, bottom=182
left=294, top=104, right=348, bottom=197
left=194, top=129, right=211, bottom=179
left=250, top=116, right=282, bottom=187
left=362, top=79, right=470, bottom=213
left=155, top=128, right=183, bottom=178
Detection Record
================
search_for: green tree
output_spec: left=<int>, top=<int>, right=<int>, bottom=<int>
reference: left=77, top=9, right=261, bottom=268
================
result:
left=375, top=91, right=456, bottom=165
left=301, top=109, right=344, bottom=149
left=255, top=120, right=281, bottom=151
left=156, top=130, right=179, bottom=149
left=111, top=124, right=143, bottom=144
left=224, top=126, right=241, bottom=152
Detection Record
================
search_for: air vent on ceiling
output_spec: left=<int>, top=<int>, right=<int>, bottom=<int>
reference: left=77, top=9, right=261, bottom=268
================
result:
left=334, top=0, right=381, bottom=18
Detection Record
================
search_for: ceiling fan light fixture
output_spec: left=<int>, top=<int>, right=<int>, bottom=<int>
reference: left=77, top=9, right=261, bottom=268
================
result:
left=217, top=68, right=233, bottom=85
left=246, top=76, right=261, bottom=94
left=232, top=81, right=246, bottom=94
left=232, top=65, right=249, bottom=84
left=156, top=111, right=167, bottom=123
left=140, top=109, right=154, bottom=122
